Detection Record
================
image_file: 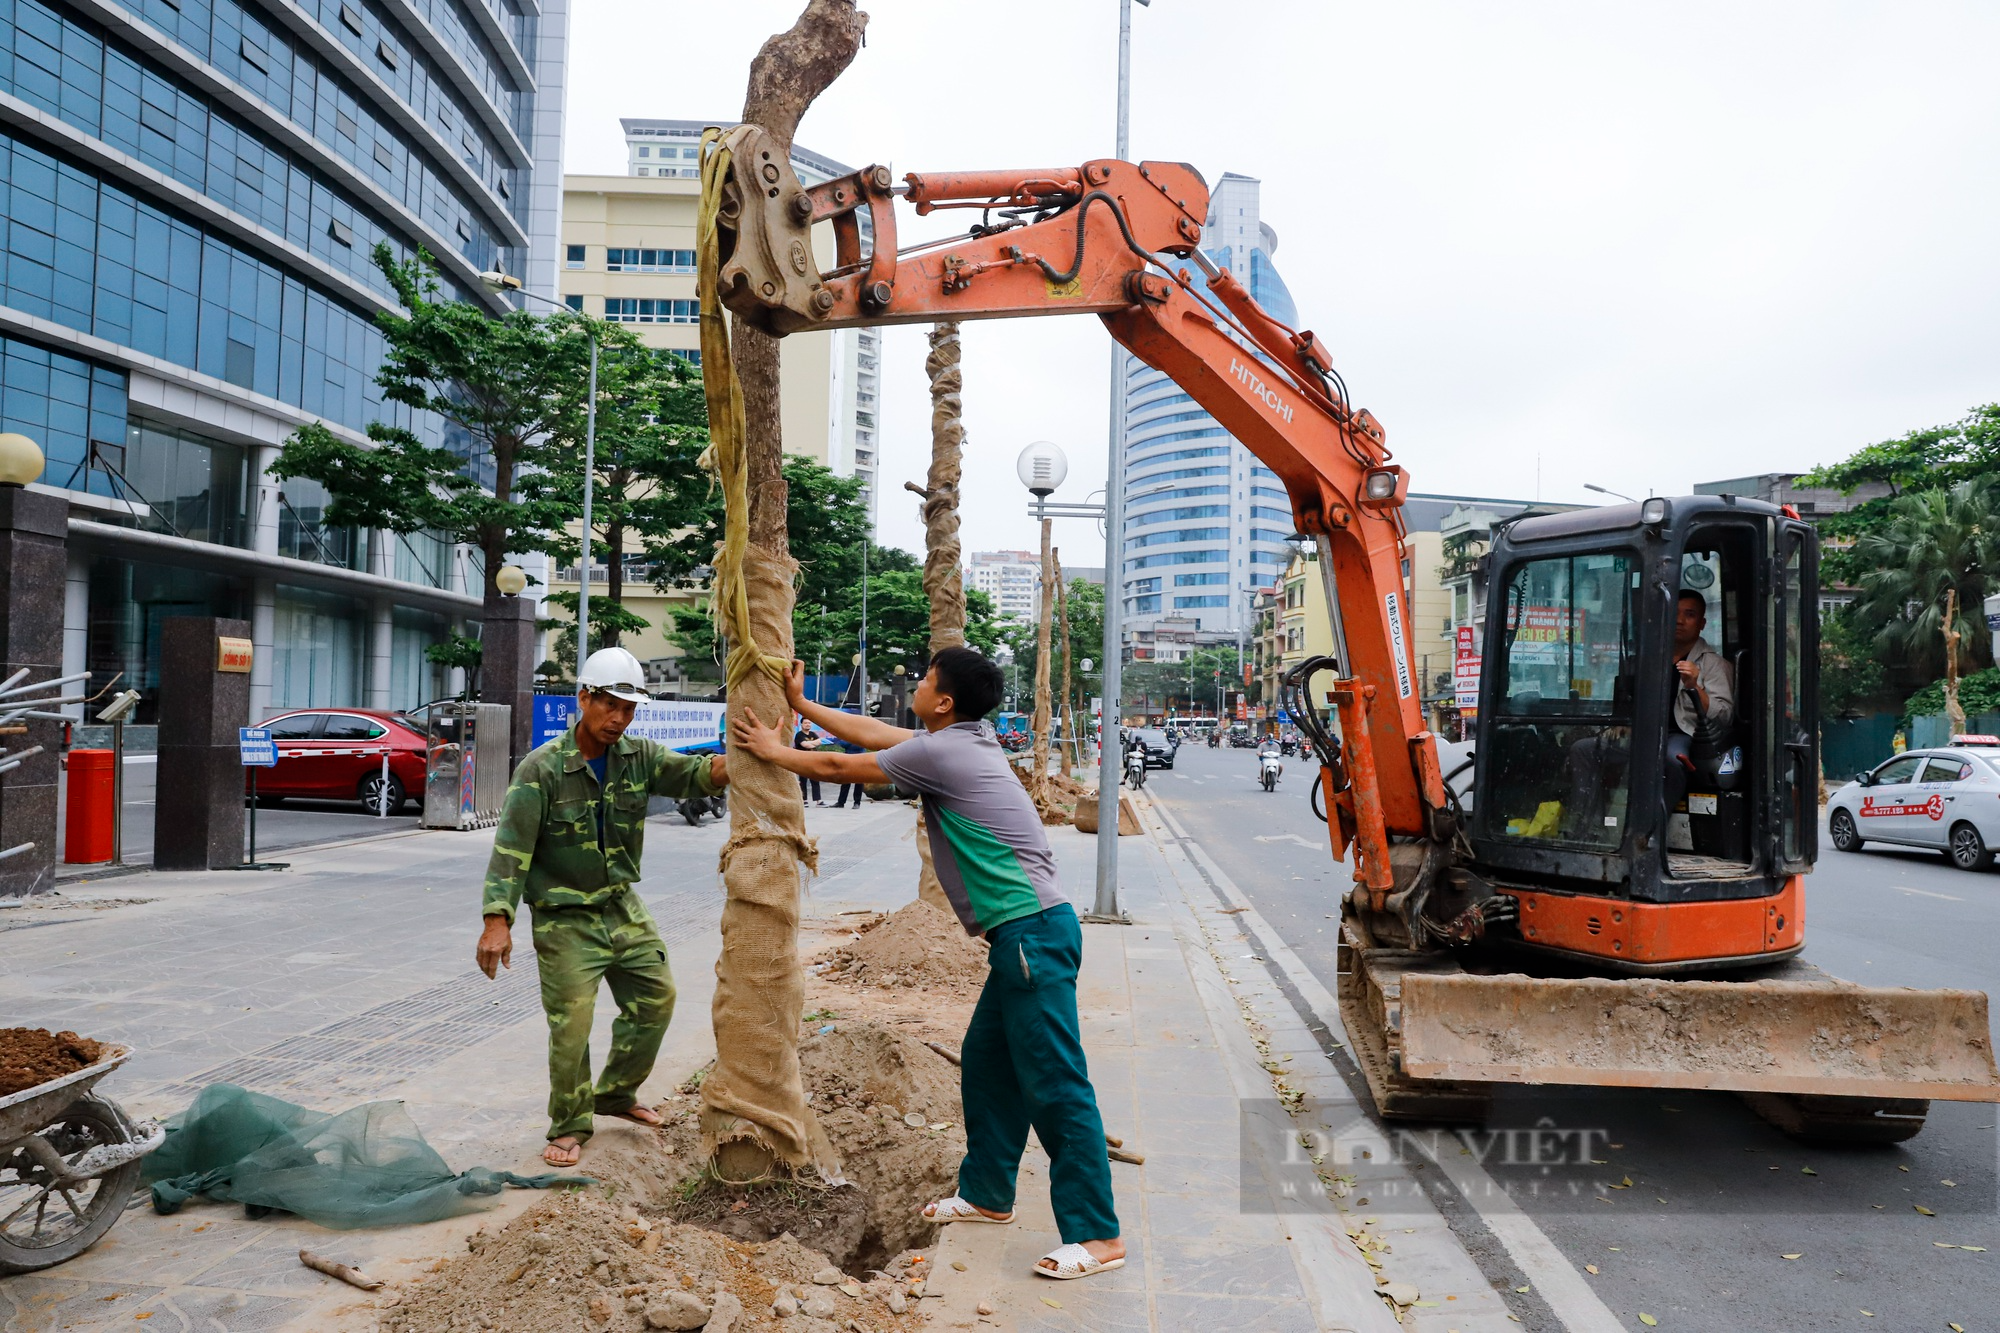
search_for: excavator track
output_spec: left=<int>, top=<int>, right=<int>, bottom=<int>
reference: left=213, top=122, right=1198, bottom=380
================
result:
left=1335, top=917, right=1491, bottom=1123
left=1737, top=1092, right=1931, bottom=1146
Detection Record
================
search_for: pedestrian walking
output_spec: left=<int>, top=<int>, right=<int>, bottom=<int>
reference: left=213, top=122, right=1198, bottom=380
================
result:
left=476, top=647, right=729, bottom=1168
left=732, top=648, right=1124, bottom=1280
left=794, top=724, right=824, bottom=804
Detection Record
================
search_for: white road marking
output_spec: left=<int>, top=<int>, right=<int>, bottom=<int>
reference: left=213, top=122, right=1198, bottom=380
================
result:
left=1896, top=885, right=1963, bottom=901
left=1153, top=797, right=1625, bottom=1333
left=1254, top=832, right=1319, bottom=848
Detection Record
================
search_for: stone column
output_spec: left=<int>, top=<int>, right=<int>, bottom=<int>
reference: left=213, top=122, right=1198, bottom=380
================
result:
left=0, top=487, right=70, bottom=897
left=155, top=617, right=251, bottom=871
left=480, top=594, right=535, bottom=771
left=62, top=547, right=89, bottom=722
left=367, top=530, right=394, bottom=709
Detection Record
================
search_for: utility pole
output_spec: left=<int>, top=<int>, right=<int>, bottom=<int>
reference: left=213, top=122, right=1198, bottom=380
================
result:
left=1090, top=0, right=1142, bottom=923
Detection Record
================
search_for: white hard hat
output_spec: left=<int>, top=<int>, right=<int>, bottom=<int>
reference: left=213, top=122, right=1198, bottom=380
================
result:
left=578, top=646, right=650, bottom=703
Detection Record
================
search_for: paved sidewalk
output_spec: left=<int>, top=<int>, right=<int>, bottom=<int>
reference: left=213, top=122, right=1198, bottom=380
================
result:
left=0, top=787, right=1412, bottom=1332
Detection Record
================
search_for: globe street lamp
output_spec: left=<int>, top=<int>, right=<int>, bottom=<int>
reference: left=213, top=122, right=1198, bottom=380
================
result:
left=481, top=270, right=596, bottom=677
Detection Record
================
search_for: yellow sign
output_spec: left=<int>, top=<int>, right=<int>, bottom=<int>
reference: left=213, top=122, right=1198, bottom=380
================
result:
left=1044, top=274, right=1083, bottom=299
left=217, top=636, right=254, bottom=673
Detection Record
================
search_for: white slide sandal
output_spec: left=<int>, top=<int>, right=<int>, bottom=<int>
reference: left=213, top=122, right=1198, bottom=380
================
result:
left=921, top=1195, right=1015, bottom=1224
left=1034, top=1243, right=1125, bottom=1280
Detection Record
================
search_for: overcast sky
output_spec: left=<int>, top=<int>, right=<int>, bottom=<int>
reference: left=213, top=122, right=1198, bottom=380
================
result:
left=565, top=2, right=2000, bottom=561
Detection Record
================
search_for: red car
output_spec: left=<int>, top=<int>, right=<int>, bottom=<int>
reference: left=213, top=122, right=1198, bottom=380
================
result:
left=247, top=709, right=429, bottom=812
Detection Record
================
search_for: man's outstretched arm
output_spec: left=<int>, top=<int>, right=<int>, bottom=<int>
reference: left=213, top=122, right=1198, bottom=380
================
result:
left=733, top=708, right=890, bottom=785
left=783, top=660, right=914, bottom=751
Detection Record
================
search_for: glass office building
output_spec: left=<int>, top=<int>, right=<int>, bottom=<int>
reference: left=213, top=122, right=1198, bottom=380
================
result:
left=1118, top=171, right=1300, bottom=639
left=0, top=0, right=568, bottom=721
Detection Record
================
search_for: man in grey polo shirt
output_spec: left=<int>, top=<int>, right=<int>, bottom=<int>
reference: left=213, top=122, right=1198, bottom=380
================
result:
left=731, top=647, right=1125, bottom=1281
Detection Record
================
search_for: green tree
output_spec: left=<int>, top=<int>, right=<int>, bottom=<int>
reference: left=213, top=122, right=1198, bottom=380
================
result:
left=274, top=245, right=612, bottom=600
left=1001, top=578, right=1105, bottom=711
left=1849, top=479, right=2000, bottom=729
left=527, top=348, right=712, bottom=659
left=1801, top=403, right=2000, bottom=585
left=1817, top=605, right=1888, bottom=718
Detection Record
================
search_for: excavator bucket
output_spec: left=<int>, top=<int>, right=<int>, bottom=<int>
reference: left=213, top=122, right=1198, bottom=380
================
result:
left=1397, top=963, right=2000, bottom=1102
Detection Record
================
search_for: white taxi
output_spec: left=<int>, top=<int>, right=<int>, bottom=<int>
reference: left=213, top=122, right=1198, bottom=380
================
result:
left=1827, top=736, right=2000, bottom=872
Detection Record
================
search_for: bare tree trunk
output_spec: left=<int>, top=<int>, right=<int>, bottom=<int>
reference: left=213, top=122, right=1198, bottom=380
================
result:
left=908, top=322, right=965, bottom=916
left=1056, top=551, right=1073, bottom=779
left=705, top=0, right=866, bottom=1185
left=1944, top=587, right=1967, bottom=736
left=1031, top=518, right=1053, bottom=794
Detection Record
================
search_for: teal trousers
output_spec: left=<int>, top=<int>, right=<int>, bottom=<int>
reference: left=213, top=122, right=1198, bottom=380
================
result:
left=529, top=890, right=675, bottom=1143
left=957, top=903, right=1120, bottom=1243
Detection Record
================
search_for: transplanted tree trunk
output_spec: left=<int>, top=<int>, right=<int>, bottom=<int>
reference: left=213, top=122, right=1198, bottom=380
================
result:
left=703, top=0, right=867, bottom=1186
left=1031, top=518, right=1054, bottom=795
left=1943, top=587, right=1967, bottom=736
left=905, top=322, right=966, bottom=915
left=1057, top=550, right=1074, bottom=779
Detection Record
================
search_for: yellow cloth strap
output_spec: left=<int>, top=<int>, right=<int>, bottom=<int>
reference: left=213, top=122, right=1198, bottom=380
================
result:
left=696, top=127, right=791, bottom=692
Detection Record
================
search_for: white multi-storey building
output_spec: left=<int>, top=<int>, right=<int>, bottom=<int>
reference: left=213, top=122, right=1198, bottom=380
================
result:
left=618, top=119, right=881, bottom=524
left=967, top=550, right=1042, bottom=624
left=1118, top=172, right=1298, bottom=643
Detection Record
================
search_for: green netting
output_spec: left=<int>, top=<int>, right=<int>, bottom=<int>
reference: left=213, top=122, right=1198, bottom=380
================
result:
left=141, top=1083, right=591, bottom=1229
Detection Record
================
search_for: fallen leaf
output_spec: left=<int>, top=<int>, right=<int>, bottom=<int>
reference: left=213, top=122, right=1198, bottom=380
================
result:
left=1585, top=1264, right=1599, bottom=1274
left=1898, top=1165, right=1910, bottom=1173
left=1639, top=1316, right=1658, bottom=1328
left=1514, top=1285, right=1530, bottom=1293
left=1781, top=1253, right=1802, bottom=1260
left=1872, top=1204, right=1884, bottom=1210
left=1608, top=1247, right=1621, bottom=1252
left=1801, top=1166, right=1817, bottom=1176
left=1916, top=1205, right=1937, bottom=1216
left=1935, top=1243, right=1959, bottom=1249
left=1962, top=1246, right=1988, bottom=1252
left=1610, top=1143, right=1625, bottom=1149
left=1590, top=1159, right=1609, bottom=1165
left=1941, top=1179, right=1958, bottom=1187
left=951, top=1261, right=968, bottom=1272
left=1952, top=1324, right=1966, bottom=1331
left=1041, top=1296, right=1063, bottom=1309
left=1860, top=1311, right=1874, bottom=1318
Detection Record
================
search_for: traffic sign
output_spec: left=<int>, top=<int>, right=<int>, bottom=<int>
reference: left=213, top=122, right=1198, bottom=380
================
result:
left=238, top=727, right=277, bottom=767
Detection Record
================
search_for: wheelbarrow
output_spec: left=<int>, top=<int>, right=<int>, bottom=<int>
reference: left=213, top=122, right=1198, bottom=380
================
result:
left=0, top=1045, right=165, bottom=1273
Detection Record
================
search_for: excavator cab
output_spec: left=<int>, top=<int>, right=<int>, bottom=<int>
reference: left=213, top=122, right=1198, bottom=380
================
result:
left=1464, top=495, right=1819, bottom=970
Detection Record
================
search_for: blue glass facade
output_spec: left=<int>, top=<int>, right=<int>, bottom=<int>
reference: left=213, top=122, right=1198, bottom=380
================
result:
left=1, top=0, right=553, bottom=719
left=1119, top=171, right=1301, bottom=637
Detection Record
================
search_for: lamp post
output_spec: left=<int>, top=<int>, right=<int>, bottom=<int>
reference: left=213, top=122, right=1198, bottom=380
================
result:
left=481, top=270, right=596, bottom=675
left=1584, top=483, right=1636, bottom=503
left=1017, top=441, right=1121, bottom=919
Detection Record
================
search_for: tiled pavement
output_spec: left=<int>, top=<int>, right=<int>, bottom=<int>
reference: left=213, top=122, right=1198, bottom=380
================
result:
left=2, top=785, right=1442, bottom=1332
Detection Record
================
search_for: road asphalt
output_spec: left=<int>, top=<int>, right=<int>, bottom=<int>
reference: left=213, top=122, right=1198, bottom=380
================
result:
left=1150, top=741, right=2000, bottom=1332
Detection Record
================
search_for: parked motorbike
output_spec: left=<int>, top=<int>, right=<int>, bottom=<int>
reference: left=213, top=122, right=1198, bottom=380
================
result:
left=678, top=792, right=727, bottom=826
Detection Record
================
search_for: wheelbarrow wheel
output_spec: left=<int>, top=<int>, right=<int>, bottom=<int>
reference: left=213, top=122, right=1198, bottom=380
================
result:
left=0, top=1095, right=143, bottom=1274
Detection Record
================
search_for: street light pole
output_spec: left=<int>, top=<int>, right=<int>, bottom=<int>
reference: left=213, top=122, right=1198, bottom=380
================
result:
left=479, top=270, right=596, bottom=674
left=1091, top=0, right=1141, bottom=924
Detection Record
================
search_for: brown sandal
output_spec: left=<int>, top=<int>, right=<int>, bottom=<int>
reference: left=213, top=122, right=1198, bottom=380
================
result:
left=603, top=1105, right=664, bottom=1128
left=543, top=1137, right=582, bottom=1167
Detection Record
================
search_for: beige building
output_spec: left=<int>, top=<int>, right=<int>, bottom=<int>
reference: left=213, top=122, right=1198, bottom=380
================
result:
left=549, top=126, right=881, bottom=675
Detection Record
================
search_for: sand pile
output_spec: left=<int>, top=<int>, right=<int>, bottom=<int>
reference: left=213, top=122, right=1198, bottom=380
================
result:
left=815, top=901, right=988, bottom=994
left=0, top=1027, right=105, bottom=1097
left=382, top=1191, right=929, bottom=1333
left=630, top=1020, right=965, bottom=1276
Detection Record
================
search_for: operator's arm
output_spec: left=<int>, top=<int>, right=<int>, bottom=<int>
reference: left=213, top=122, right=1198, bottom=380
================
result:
left=732, top=709, right=889, bottom=785
left=783, top=660, right=914, bottom=751
left=645, top=743, right=728, bottom=799
left=1699, top=650, right=1735, bottom=729
left=481, top=768, right=545, bottom=925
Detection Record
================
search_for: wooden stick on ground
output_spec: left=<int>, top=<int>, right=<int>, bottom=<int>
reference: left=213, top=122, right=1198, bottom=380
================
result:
left=299, top=1250, right=383, bottom=1291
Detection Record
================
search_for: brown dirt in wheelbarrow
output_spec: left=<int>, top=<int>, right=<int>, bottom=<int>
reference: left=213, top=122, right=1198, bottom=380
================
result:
left=0, top=1027, right=105, bottom=1097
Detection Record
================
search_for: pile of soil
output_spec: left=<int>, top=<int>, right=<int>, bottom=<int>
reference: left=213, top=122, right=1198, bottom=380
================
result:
left=1008, top=761, right=1090, bottom=825
left=382, top=1192, right=929, bottom=1333
left=628, top=1020, right=966, bottom=1277
left=0, top=1027, right=104, bottom=1097
left=815, top=901, right=988, bottom=994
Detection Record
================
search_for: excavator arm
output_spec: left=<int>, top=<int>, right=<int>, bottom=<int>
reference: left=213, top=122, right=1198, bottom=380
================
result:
left=709, top=125, right=1452, bottom=900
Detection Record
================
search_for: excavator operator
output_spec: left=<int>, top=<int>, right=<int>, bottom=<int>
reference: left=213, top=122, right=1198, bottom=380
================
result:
left=1667, top=589, right=1734, bottom=807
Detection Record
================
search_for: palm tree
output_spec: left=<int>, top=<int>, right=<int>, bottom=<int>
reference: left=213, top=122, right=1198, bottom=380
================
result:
left=1852, top=478, right=2000, bottom=733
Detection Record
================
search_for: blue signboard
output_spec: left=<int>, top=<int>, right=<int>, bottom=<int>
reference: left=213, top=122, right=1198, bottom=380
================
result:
left=531, top=696, right=728, bottom=754
left=1276, top=709, right=1293, bottom=724
left=238, top=726, right=277, bottom=767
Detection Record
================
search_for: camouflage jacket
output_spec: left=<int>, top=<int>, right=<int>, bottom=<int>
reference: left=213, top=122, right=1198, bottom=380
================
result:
left=480, top=725, right=720, bottom=923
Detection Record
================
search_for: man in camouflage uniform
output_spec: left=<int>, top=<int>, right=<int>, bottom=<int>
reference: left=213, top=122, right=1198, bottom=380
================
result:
left=476, top=647, right=727, bottom=1167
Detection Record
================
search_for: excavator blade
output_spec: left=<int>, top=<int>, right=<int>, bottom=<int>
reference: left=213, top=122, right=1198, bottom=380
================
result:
left=1398, top=966, right=2000, bottom=1102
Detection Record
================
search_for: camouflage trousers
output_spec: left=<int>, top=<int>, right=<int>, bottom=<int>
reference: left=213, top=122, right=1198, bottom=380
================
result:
left=529, top=889, right=675, bottom=1143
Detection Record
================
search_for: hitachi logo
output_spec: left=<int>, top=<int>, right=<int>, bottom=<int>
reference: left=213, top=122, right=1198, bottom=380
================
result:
left=1230, top=358, right=1294, bottom=423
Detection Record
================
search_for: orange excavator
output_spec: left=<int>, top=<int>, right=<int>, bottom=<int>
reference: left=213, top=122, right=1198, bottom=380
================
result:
left=708, top=127, right=2000, bottom=1142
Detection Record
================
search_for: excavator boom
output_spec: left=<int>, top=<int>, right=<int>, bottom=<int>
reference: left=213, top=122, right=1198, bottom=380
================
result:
left=705, top=125, right=2000, bottom=1138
